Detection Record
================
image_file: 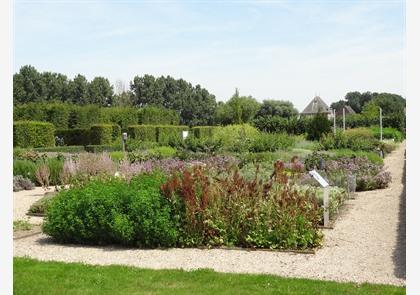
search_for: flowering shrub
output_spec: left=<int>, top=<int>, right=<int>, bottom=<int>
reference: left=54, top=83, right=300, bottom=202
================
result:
left=323, top=156, right=391, bottom=191
left=161, top=161, right=323, bottom=249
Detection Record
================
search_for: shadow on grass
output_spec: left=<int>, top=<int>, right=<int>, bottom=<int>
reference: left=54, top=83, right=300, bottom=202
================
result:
left=392, top=151, right=405, bottom=279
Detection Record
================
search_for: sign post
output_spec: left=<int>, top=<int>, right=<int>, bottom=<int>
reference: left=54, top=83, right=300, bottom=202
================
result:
left=309, top=170, right=330, bottom=227
left=182, top=130, right=189, bottom=140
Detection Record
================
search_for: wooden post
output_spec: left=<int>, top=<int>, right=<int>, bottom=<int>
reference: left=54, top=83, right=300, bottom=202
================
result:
left=324, top=186, right=330, bottom=227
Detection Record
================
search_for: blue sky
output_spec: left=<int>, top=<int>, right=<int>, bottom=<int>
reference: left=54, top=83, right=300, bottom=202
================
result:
left=14, top=0, right=405, bottom=110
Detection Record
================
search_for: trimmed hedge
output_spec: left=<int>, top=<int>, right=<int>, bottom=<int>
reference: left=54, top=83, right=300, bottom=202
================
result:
left=55, top=128, right=90, bottom=146
left=127, top=125, right=158, bottom=142
left=89, top=124, right=116, bottom=145
left=32, top=146, right=85, bottom=153
left=191, top=126, right=215, bottom=139
left=85, top=145, right=122, bottom=153
left=157, top=125, right=189, bottom=145
left=139, top=106, right=180, bottom=125
left=14, top=121, right=55, bottom=148
left=14, top=103, right=181, bottom=130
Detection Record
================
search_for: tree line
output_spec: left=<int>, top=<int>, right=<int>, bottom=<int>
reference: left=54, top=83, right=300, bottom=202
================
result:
left=14, top=65, right=405, bottom=128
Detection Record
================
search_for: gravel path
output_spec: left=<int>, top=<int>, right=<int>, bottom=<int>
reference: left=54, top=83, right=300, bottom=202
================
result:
left=14, top=143, right=406, bottom=286
left=13, top=186, right=55, bottom=225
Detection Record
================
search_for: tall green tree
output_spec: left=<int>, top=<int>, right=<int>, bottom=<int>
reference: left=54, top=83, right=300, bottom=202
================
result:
left=215, top=89, right=261, bottom=125
left=371, top=93, right=405, bottom=114
left=130, top=74, right=217, bottom=125
left=41, top=72, right=68, bottom=102
left=13, top=65, right=45, bottom=104
left=67, top=74, right=89, bottom=105
left=256, top=100, right=298, bottom=118
left=88, top=77, right=114, bottom=106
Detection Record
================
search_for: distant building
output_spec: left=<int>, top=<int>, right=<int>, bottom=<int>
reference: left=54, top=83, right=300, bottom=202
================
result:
left=300, top=95, right=332, bottom=119
left=334, top=105, right=356, bottom=117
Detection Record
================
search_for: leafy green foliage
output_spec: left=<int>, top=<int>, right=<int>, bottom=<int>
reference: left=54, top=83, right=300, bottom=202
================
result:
left=138, top=106, right=180, bottom=125
left=215, top=89, right=261, bottom=125
left=161, top=163, right=322, bottom=249
left=13, top=121, right=55, bottom=148
left=127, top=125, right=158, bottom=142
left=320, top=128, right=380, bottom=152
left=157, top=125, right=189, bottom=146
left=248, top=132, right=295, bottom=152
left=213, top=124, right=259, bottom=152
left=306, top=114, right=332, bottom=141
left=43, top=174, right=178, bottom=247
left=191, top=126, right=215, bottom=139
left=13, top=160, right=38, bottom=183
left=89, top=124, right=117, bottom=145
left=131, top=74, right=216, bottom=126
left=255, top=100, right=298, bottom=118
left=371, top=127, right=404, bottom=142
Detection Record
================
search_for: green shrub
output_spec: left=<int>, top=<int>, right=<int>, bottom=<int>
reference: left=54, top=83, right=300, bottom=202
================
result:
left=109, top=151, right=126, bottom=162
left=371, top=127, right=404, bottom=142
left=248, top=132, right=295, bottom=152
left=320, top=128, right=380, bottom=152
left=43, top=174, right=178, bottom=247
left=148, top=146, right=177, bottom=158
left=89, top=124, right=114, bottom=145
left=306, top=114, right=332, bottom=141
left=157, top=125, right=189, bottom=146
left=191, top=126, right=215, bottom=139
left=344, top=128, right=379, bottom=151
left=213, top=124, right=259, bottom=152
left=181, top=136, right=222, bottom=153
left=14, top=121, right=55, bottom=148
left=13, top=160, right=38, bottom=183
left=127, top=125, right=158, bottom=142
left=125, top=139, right=158, bottom=152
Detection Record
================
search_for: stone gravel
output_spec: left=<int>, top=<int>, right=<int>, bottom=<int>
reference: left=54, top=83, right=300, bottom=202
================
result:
left=13, top=142, right=406, bottom=286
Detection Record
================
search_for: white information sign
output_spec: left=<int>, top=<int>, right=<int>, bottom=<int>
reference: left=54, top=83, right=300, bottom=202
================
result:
left=309, top=170, right=329, bottom=188
left=182, top=130, right=189, bottom=140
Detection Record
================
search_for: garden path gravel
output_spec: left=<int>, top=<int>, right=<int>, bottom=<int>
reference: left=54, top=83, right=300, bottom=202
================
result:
left=13, top=142, right=406, bottom=286
left=13, top=186, right=55, bottom=225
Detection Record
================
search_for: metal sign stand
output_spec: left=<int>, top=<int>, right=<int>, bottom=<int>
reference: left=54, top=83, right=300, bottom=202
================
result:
left=309, top=170, right=330, bottom=227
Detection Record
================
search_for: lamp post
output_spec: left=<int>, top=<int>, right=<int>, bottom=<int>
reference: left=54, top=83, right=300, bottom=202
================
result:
left=122, top=132, right=127, bottom=152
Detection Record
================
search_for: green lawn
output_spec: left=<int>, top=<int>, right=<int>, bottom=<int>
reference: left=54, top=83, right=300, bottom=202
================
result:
left=14, top=257, right=405, bottom=295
